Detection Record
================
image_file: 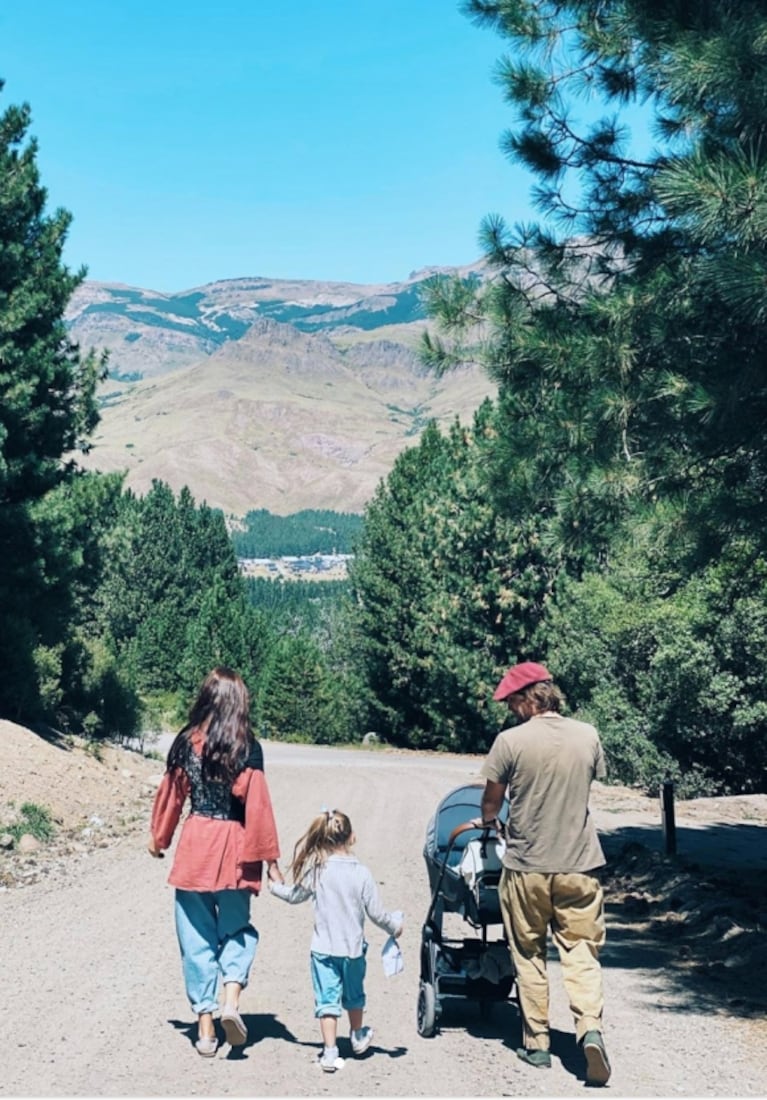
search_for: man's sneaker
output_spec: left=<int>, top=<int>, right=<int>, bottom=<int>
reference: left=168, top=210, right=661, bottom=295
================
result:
left=319, top=1045, right=344, bottom=1073
left=351, top=1026, right=374, bottom=1055
left=516, top=1047, right=552, bottom=1068
left=582, top=1030, right=611, bottom=1085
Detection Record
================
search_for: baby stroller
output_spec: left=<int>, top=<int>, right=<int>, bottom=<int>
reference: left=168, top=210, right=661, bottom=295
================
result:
left=417, top=783, right=514, bottom=1037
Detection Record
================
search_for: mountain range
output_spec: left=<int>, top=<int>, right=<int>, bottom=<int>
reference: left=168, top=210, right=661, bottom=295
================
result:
left=66, top=263, right=496, bottom=517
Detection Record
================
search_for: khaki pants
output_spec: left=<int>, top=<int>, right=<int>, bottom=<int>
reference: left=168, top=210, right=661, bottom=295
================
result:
left=499, top=868, right=606, bottom=1051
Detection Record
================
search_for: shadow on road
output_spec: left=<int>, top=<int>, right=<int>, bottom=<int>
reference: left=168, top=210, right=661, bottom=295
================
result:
left=431, top=1000, right=596, bottom=1087
left=168, top=1012, right=300, bottom=1060
left=597, top=835, right=767, bottom=1023
left=433, top=824, right=766, bottom=1042
left=600, top=818, right=767, bottom=872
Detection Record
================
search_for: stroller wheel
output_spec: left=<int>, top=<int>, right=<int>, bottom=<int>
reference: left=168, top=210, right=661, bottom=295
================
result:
left=417, top=980, right=437, bottom=1038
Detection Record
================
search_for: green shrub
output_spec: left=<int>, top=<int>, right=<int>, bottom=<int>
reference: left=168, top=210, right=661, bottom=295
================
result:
left=82, top=733, right=104, bottom=761
left=33, top=645, right=65, bottom=717
left=544, top=544, right=767, bottom=795
left=9, top=802, right=55, bottom=845
left=141, top=689, right=185, bottom=733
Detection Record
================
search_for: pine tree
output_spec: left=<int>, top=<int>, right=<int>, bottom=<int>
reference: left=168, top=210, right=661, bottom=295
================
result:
left=412, top=0, right=767, bottom=787
left=179, top=579, right=271, bottom=703
left=348, top=424, right=450, bottom=745
left=348, top=406, right=554, bottom=751
left=95, top=481, right=254, bottom=698
left=428, top=1, right=767, bottom=562
left=0, top=89, right=103, bottom=507
left=257, top=632, right=341, bottom=743
left=0, top=84, right=105, bottom=716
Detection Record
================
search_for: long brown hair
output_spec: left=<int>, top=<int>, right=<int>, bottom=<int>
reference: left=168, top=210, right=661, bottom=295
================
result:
left=290, top=809, right=353, bottom=884
left=167, top=667, right=254, bottom=783
left=507, top=680, right=565, bottom=715
left=523, top=680, right=565, bottom=713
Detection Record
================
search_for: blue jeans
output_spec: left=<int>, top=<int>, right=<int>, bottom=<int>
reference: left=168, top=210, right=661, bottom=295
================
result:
left=174, top=889, right=258, bottom=1014
left=311, top=950, right=366, bottom=1017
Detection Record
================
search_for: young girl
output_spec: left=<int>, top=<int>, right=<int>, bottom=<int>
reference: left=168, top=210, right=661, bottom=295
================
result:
left=148, top=667, right=282, bottom=1057
left=270, top=809, right=403, bottom=1072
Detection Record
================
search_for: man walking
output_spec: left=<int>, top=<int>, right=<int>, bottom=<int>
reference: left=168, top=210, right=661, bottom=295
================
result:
left=478, top=660, right=611, bottom=1085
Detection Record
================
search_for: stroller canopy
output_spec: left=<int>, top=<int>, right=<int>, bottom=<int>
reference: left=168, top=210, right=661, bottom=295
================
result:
left=424, top=783, right=508, bottom=868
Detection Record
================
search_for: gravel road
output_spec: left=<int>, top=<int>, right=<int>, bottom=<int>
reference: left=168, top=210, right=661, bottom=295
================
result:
left=2, top=740, right=765, bottom=1097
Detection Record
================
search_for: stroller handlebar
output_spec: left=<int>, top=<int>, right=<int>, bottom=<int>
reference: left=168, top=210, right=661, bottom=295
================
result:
left=447, top=819, right=500, bottom=844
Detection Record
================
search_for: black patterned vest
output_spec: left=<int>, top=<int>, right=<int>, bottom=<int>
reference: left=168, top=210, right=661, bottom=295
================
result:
left=180, top=738, right=264, bottom=822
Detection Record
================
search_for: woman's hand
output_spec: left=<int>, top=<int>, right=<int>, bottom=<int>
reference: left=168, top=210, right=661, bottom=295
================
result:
left=147, top=836, right=164, bottom=859
left=267, top=860, right=284, bottom=884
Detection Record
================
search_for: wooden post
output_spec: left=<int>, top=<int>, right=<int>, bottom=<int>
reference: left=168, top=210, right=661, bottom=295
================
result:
left=661, top=777, right=676, bottom=856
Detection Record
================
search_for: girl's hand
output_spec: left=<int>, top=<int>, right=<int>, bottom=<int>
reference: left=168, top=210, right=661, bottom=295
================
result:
left=147, top=837, right=164, bottom=859
left=267, top=860, right=284, bottom=884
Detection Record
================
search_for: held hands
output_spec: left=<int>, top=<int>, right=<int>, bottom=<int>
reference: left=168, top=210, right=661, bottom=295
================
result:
left=267, top=860, right=284, bottom=885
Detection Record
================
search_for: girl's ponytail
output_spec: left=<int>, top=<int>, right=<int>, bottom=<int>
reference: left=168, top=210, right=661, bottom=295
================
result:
left=290, top=809, right=353, bottom=883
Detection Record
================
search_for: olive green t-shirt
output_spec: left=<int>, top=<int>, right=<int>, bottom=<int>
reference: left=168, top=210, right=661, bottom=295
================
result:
left=480, top=714, right=606, bottom=873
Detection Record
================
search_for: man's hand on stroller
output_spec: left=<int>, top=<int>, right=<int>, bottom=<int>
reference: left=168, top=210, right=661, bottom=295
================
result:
left=471, top=816, right=501, bottom=832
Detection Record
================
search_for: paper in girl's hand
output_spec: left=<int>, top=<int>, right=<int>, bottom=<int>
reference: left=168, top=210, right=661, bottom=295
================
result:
left=382, top=910, right=404, bottom=977
left=382, top=936, right=403, bottom=976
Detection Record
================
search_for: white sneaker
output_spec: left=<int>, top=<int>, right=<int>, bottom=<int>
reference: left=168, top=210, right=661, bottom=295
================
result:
left=351, top=1026, right=374, bottom=1055
left=319, top=1046, right=344, bottom=1072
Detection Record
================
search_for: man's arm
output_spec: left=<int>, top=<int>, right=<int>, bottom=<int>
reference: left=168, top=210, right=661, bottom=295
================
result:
left=480, top=779, right=506, bottom=828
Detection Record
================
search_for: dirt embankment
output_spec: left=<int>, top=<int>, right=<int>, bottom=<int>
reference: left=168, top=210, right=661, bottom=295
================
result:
left=0, top=719, right=162, bottom=889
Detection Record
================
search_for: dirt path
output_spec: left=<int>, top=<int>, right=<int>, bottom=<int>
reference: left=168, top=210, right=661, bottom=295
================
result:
left=1, top=740, right=766, bottom=1097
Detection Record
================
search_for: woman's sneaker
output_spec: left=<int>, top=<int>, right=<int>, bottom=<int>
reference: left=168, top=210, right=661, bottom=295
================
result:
left=319, top=1045, right=344, bottom=1072
left=351, top=1026, right=374, bottom=1055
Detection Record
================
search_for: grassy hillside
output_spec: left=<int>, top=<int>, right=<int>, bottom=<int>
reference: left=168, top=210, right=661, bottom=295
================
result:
left=79, top=316, right=495, bottom=516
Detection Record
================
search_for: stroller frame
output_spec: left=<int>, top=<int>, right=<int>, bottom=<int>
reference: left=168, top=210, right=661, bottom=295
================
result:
left=417, top=784, right=515, bottom=1038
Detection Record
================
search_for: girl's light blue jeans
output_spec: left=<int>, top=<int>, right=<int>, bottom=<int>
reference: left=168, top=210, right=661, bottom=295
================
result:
left=174, top=888, right=258, bottom=1014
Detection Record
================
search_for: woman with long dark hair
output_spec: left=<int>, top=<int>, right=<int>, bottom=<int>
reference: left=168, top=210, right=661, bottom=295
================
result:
left=149, top=667, right=282, bottom=1057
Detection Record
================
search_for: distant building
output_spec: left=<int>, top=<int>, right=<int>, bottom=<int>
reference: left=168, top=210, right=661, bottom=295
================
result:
left=238, top=553, right=353, bottom=581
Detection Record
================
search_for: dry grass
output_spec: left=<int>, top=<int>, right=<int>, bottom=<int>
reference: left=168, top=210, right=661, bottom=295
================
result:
left=79, top=324, right=496, bottom=515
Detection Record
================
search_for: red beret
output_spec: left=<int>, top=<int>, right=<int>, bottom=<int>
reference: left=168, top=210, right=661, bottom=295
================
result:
left=493, top=661, right=552, bottom=701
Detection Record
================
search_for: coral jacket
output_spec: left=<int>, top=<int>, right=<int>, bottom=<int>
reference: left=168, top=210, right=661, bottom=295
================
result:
left=150, top=730, right=280, bottom=894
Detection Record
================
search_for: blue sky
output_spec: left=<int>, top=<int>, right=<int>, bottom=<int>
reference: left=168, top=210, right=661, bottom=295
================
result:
left=0, top=1, right=540, bottom=292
